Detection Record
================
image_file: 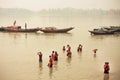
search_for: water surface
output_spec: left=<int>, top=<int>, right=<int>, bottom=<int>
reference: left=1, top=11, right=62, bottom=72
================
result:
left=0, top=14, right=120, bottom=80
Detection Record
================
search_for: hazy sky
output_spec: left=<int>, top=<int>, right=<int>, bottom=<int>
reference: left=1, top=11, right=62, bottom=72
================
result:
left=0, top=0, right=120, bottom=11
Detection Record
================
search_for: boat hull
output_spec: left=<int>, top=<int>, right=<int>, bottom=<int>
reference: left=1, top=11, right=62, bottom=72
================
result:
left=4, top=28, right=40, bottom=32
left=109, top=26, right=120, bottom=32
left=89, top=31, right=114, bottom=35
left=39, top=27, right=74, bottom=33
left=0, top=27, right=5, bottom=31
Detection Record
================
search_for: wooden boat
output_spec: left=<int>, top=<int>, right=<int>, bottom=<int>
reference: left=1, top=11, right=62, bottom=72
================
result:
left=104, top=26, right=120, bottom=32
left=0, top=27, right=5, bottom=31
left=88, top=28, right=115, bottom=35
left=39, top=27, right=74, bottom=33
left=0, top=21, right=39, bottom=32
left=2, top=26, right=40, bottom=32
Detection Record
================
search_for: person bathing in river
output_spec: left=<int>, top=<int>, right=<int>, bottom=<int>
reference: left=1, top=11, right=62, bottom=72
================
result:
left=37, top=52, right=43, bottom=62
left=104, top=62, right=110, bottom=74
left=67, top=44, right=71, bottom=52
left=93, top=49, right=98, bottom=53
left=48, top=55, right=53, bottom=68
left=63, top=46, right=66, bottom=51
left=67, top=50, right=72, bottom=58
left=51, top=51, right=55, bottom=60
left=54, top=51, right=58, bottom=61
left=77, top=44, right=83, bottom=52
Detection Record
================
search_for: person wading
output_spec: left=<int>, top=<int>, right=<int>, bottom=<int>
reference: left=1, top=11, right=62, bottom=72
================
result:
left=37, top=52, right=43, bottom=62
left=104, top=62, right=110, bottom=74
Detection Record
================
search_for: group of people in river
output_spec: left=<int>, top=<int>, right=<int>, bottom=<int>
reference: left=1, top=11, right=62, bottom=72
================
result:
left=37, top=51, right=58, bottom=68
left=37, top=44, right=110, bottom=74
left=63, top=44, right=83, bottom=58
left=48, top=51, right=58, bottom=67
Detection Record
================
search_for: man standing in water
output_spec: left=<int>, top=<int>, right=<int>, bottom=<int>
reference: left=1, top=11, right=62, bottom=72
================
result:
left=37, top=52, right=43, bottom=62
left=104, top=62, right=110, bottom=74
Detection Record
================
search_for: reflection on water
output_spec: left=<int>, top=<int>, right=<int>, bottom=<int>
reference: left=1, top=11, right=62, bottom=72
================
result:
left=103, top=74, right=109, bottom=80
left=90, top=35, right=114, bottom=40
left=0, top=32, right=33, bottom=39
left=113, top=32, right=120, bottom=37
left=54, top=61, right=58, bottom=70
left=93, top=53, right=97, bottom=58
left=66, top=57, right=72, bottom=65
left=90, top=34, right=120, bottom=40
left=0, top=15, right=120, bottom=80
left=37, top=32, right=73, bottom=38
left=39, top=62, right=43, bottom=69
left=38, top=62, right=43, bottom=75
left=49, top=68, right=53, bottom=79
left=48, top=61, right=58, bottom=79
left=25, top=33, right=27, bottom=39
left=77, top=51, right=82, bottom=56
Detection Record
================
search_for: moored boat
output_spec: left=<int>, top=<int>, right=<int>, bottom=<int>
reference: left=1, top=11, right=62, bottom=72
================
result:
left=104, top=26, right=120, bottom=32
left=0, top=27, right=5, bottom=31
left=3, top=26, right=40, bottom=32
left=39, top=27, right=74, bottom=33
left=0, top=21, right=40, bottom=32
left=88, top=28, right=115, bottom=35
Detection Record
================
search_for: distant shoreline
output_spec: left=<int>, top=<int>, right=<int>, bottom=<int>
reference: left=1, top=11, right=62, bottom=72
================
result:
left=0, top=8, right=120, bottom=18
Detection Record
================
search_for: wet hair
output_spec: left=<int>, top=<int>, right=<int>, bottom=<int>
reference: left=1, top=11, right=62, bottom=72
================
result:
left=52, top=51, right=54, bottom=53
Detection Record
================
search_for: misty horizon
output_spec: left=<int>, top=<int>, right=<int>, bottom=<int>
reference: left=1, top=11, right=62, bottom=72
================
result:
left=0, top=0, right=120, bottom=11
left=0, top=7, right=120, bottom=16
left=1, top=7, right=120, bottom=12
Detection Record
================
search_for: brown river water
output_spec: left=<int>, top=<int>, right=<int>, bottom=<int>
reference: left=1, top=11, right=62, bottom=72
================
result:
left=0, top=14, right=120, bottom=80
